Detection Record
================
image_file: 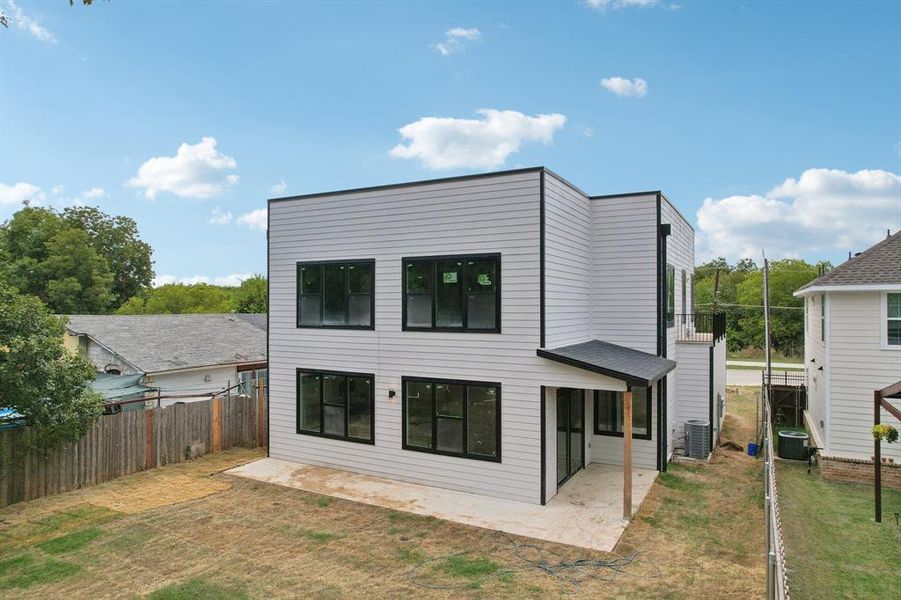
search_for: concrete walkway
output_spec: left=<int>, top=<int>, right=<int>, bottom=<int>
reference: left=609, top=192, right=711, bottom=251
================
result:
left=229, top=458, right=657, bottom=552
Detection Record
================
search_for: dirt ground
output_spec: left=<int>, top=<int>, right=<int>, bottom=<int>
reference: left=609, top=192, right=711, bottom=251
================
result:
left=0, top=387, right=765, bottom=599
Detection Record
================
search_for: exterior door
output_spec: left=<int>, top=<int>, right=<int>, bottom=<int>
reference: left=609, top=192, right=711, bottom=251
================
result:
left=556, top=388, right=584, bottom=487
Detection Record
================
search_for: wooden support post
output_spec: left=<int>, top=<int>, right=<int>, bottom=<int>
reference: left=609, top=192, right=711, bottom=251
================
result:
left=212, top=396, right=222, bottom=453
left=874, top=390, right=882, bottom=523
left=145, top=409, right=154, bottom=470
left=257, top=380, right=266, bottom=448
left=623, top=388, right=633, bottom=519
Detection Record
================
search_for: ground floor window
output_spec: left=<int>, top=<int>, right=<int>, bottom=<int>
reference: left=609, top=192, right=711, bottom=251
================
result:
left=594, top=387, right=652, bottom=440
left=402, top=377, right=500, bottom=461
left=296, top=369, right=374, bottom=444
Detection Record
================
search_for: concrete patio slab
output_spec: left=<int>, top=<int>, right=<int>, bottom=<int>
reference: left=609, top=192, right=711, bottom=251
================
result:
left=227, top=458, right=657, bottom=552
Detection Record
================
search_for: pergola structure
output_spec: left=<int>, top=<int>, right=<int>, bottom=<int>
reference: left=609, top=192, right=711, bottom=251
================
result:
left=873, top=380, right=901, bottom=523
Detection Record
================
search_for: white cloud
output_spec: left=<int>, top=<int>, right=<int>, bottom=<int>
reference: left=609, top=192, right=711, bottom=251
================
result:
left=585, top=0, right=660, bottom=10
left=208, top=206, right=233, bottom=225
left=80, top=187, right=107, bottom=200
left=152, top=272, right=254, bottom=287
left=126, top=136, right=238, bottom=200
left=2, top=0, right=56, bottom=43
left=236, top=208, right=268, bottom=232
left=435, top=27, right=481, bottom=55
left=600, top=76, right=648, bottom=98
left=0, top=181, right=45, bottom=207
left=696, top=168, right=901, bottom=261
left=51, top=185, right=64, bottom=195
left=390, top=109, right=566, bottom=170
left=270, top=179, right=287, bottom=195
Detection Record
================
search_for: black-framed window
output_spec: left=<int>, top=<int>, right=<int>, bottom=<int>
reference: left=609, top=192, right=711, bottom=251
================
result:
left=297, top=260, right=374, bottom=329
left=594, top=387, right=652, bottom=440
left=820, top=294, right=826, bottom=342
left=666, top=264, right=675, bottom=327
left=680, top=269, right=687, bottom=324
left=296, top=369, right=374, bottom=444
left=402, top=254, right=500, bottom=332
left=402, top=377, right=500, bottom=461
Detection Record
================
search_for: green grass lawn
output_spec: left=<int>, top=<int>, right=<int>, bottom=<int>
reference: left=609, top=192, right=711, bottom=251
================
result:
left=777, top=461, right=901, bottom=599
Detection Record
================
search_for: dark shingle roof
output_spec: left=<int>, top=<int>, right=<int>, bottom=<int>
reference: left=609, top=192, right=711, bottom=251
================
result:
left=798, top=231, right=901, bottom=291
left=66, top=314, right=267, bottom=373
left=537, top=339, right=676, bottom=386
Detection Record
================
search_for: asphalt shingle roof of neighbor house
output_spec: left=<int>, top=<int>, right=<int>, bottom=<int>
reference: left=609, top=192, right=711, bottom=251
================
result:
left=797, top=231, right=901, bottom=291
left=537, top=339, right=677, bottom=386
left=65, top=314, right=267, bottom=374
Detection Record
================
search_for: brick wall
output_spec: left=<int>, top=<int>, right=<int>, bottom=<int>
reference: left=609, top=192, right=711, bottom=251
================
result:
left=820, top=455, right=901, bottom=489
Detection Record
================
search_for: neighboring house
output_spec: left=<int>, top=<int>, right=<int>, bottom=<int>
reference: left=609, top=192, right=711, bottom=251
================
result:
left=267, top=167, right=726, bottom=505
left=65, top=314, right=268, bottom=407
left=794, top=231, right=901, bottom=484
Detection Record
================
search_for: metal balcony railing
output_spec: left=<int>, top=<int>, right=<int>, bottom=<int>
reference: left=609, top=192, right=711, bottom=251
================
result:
left=674, top=313, right=726, bottom=344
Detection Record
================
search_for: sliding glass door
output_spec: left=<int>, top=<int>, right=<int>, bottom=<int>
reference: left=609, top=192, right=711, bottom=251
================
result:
left=556, top=388, right=584, bottom=487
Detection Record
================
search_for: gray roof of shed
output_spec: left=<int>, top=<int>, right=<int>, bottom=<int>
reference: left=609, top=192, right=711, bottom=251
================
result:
left=797, top=231, right=901, bottom=291
left=537, top=339, right=676, bottom=386
left=66, top=314, right=267, bottom=374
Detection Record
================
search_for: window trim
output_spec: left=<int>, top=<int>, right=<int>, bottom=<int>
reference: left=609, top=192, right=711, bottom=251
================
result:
left=401, top=375, right=502, bottom=462
left=592, top=387, right=653, bottom=441
left=820, top=294, right=826, bottom=342
left=881, top=292, right=901, bottom=350
left=295, top=368, right=375, bottom=445
left=296, top=259, right=376, bottom=330
left=401, top=253, right=502, bottom=333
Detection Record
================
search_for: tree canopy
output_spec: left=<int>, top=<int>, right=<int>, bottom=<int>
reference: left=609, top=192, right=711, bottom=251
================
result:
left=116, top=275, right=268, bottom=315
left=0, top=205, right=153, bottom=315
left=0, top=282, right=103, bottom=458
left=693, top=257, right=830, bottom=357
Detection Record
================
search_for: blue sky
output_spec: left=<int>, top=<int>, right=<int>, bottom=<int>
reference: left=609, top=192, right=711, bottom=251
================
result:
left=1, top=0, right=899, bottom=285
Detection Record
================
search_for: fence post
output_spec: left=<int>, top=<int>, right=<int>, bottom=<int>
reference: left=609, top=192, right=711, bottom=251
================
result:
left=145, top=409, right=154, bottom=470
left=212, top=395, right=222, bottom=453
left=257, top=380, right=266, bottom=448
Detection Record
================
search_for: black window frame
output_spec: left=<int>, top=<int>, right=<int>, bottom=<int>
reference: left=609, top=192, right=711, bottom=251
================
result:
left=401, top=376, right=502, bottom=462
left=593, top=387, right=653, bottom=441
left=680, top=269, right=687, bottom=324
left=401, top=253, right=501, bottom=333
left=295, top=368, right=375, bottom=445
left=666, top=263, right=675, bottom=328
left=296, top=259, right=376, bottom=330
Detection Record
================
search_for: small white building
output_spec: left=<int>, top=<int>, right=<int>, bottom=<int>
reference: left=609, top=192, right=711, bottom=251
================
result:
left=267, top=167, right=726, bottom=506
left=795, top=231, right=901, bottom=476
left=65, top=314, right=268, bottom=407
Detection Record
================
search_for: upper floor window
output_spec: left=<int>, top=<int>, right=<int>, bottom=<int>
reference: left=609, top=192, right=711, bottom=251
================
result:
left=887, top=293, right=901, bottom=347
left=680, top=269, right=687, bottom=324
left=594, top=387, right=651, bottom=440
left=666, top=264, right=675, bottom=327
left=297, top=261, right=374, bottom=329
left=403, top=377, right=500, bottom=461
left=403, top=254, right=500, bottom=332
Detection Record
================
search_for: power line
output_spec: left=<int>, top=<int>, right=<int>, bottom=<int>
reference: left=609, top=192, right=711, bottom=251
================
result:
left=695, top=302, right=804, bottom=311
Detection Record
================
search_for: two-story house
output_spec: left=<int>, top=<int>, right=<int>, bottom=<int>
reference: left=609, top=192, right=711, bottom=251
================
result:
left=267, top=167, right=725, bottom=508
left=794, top=231, right=901, bottom=487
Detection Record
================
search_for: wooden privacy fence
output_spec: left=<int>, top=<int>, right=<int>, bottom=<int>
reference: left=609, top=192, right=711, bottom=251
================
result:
left=0, top=392, right=268, bottom=508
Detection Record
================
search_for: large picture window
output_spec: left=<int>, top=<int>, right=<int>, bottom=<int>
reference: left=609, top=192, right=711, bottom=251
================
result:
left=886, top=293, right=901, bottom=347
left=402, top=377, right=500, bottom=461
left=594, top=387, right=652, bottom=440
left=402, top=254, right=500, bottom=332
left=296, top=369, right=374, bottom=443
left=297, top=261, right=374, bottom=329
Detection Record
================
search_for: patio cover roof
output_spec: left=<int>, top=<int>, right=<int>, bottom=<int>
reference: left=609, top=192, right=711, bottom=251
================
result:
left=537, top=339, right=676, bottom=387
left=91, top=373, right=155, bottom=402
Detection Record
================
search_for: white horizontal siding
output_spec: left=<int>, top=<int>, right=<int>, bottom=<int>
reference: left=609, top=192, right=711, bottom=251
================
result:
left=590, top=194, right=658, bottom=354
left=269, top=171, right=627, bottom=505
left=674, top=342, right=710, bottom=451
left=544, top=173, right=592, bottom=348
left=804, top=295, right=829, bottom=446
left=826, top=292, right=901, bottom=461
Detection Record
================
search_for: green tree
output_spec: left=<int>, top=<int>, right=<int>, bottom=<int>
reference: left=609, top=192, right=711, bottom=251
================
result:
left=117, top=283, right=233, bottom=314
left=62, top=206, right=154, bottom=306
left=0, top=282, right=103, bottom=461
left=232, top=275, right=267, bottom=313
